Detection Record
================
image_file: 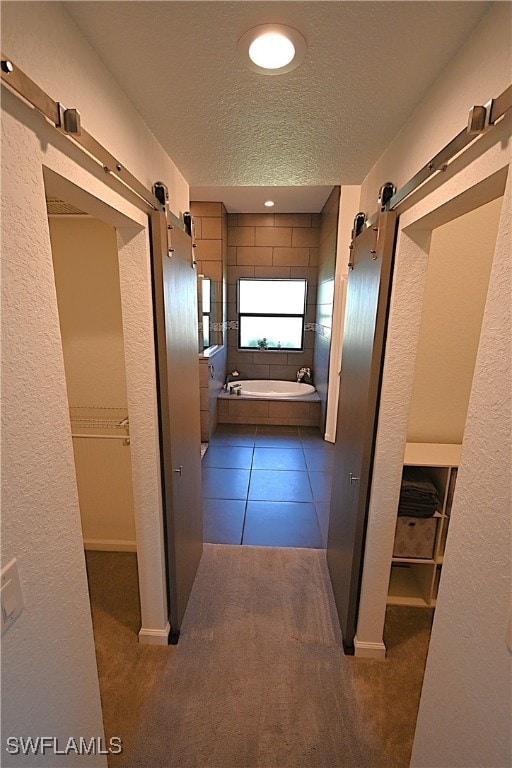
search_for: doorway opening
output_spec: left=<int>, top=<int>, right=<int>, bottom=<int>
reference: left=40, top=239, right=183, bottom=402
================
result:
left=46, top=192, right=143, bottom=629
left=195, top=189, right=341, bottom=549
left=384, top=194, right=503, bottom=637
left=47, top=202, right=137, bottom=554
left=43, top=166, right=170, bottom=649
left=45, top=190, right=150, bottom=743
left=47, top=197, right=137, bottom=550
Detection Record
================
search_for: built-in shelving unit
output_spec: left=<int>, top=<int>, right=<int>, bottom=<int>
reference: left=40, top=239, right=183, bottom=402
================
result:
left=387, top=442, right=461, bottom=608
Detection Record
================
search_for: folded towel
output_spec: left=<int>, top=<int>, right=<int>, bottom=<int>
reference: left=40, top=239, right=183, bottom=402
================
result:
left=398, top=503, right=438, bottom=518
left=398, top=466, right=439, bottom=518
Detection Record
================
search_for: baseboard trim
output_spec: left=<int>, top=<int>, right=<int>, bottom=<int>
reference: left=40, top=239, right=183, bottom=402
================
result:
left=354, top=636, right=387, bottom=659
left=84, top=539, right=137, bottom=553
left=138, top=622, right=171, bottom=646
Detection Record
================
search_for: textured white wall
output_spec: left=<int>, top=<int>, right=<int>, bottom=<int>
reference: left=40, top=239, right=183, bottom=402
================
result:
left=1, top=1, right=189, bottom=761
left=1, top=103, right=108, bottom=768
left=359, top=3, right=512, bottom=214
left=352, top=3, right=511, bottom=765
left=407, top=197, right=502, bottom=443
left=411, top=166, right=512, bottom=768
left=355, top=131, right=510, bottom=639
left=116, top=227, right=169, bottom=639
left=2, top=2, right=189, bottom=217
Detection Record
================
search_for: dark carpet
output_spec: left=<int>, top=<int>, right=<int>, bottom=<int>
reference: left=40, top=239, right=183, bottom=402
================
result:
left=86, top=547, right=433, bottom=768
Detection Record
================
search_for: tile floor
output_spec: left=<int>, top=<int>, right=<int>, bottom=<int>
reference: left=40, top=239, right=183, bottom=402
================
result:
left=202, top=424, right=334, bottom=548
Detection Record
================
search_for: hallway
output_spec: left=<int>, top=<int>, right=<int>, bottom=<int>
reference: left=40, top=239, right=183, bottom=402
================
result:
left=2, top=2, right=510, bottom=764
left=86, top=547, right=433, bottom=768
left=202, top=425, right=334, bottom=548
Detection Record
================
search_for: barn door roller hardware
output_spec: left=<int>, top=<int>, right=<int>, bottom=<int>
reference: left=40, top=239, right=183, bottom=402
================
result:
left=348, top=212, right=366, bottom=270
left=56, top=104, right=81, bottom=135
left=153, top=182, right=194, bottom=265
left=1, top=54, right=165, bottom=214
left=378, top=182, right=397, bottom=212
left=183, top=212, right=198, bottom=268
left=348, top=83, right=510, bottom=267
left=363, top=83, right=512, bottom=228
left=153, top=181, right=170, bottom=210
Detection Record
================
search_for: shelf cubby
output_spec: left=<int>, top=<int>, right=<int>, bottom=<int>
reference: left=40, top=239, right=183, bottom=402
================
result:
left=387, top=443, right=461, bottom=608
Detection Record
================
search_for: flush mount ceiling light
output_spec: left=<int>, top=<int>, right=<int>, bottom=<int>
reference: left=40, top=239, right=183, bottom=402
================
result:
left=238, top=24, right=307, bottom=75
left=264, top=200, right=275, bottom=207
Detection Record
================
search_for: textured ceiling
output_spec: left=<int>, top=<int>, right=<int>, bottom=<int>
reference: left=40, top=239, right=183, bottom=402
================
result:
left=63, top=1, right=489, bottom=211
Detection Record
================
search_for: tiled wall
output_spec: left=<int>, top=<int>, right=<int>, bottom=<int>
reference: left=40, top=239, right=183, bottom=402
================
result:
left=193, top=204, right=339, bottom=436
left=190, top=201, right=228, bottom=440
left=199, top=345, right=227, bottom=440
left=218, top=393, right=321, bottom=427
left=190, top=201, right=227, bottom=348
left=227, top=212, right=320, bottom=382
left=190, top=201, right=227, bottom=284
left=314, top=187, right=341, bottom=430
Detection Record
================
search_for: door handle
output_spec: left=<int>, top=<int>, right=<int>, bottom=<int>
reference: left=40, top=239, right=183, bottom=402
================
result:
left=349, top=473, right=359, bottom=483
left=174, top=465, right=183, bottom=476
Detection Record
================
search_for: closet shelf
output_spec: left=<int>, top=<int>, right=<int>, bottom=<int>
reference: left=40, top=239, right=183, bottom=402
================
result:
left=69, top=406, right=129, bottom=436
left=387, top=566, right=431, bottom=607
left=387, top=442, right=460, bottom=608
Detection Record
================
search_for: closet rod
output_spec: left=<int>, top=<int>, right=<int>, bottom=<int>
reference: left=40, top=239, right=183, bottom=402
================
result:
left=366, top=83, right=512, bottom=227
left=72, top=434, right=130, bottom=442
left=1, top=54, right=164, bottom=215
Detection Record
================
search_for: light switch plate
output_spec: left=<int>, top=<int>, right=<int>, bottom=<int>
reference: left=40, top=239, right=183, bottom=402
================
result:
left=1, top=558, right=24, bottom=636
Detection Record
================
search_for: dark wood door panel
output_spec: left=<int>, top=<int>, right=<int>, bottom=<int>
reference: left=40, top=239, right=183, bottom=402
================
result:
left=150, top=211, right=203, bottom=640
left=327, top=212, right=397, bottom=653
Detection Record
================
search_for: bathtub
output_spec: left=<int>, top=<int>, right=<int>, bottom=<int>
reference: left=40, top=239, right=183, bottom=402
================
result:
left=219, top=379, right=320, bottom=426
left=228, top=379, right=315, bottom=398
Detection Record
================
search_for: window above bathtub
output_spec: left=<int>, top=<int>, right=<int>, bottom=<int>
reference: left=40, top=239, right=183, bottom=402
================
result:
left=237, top=278, right=307, bottom=351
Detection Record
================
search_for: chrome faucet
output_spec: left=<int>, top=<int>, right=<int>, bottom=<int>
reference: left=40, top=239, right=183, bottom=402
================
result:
left=296, top=367, right=311, bottom=383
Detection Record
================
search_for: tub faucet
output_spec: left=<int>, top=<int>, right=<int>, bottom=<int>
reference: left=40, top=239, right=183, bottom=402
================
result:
left=296, top=367, right=311, bottom=383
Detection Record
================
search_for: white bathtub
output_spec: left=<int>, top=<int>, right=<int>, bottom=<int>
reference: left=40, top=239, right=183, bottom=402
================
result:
left=229, top=379, right=315, bottom=398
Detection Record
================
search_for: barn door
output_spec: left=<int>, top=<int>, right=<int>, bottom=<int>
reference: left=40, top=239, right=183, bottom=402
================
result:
left=150, top=210, right=203, bottom=642
left=327, top=211, right=397, bottom=654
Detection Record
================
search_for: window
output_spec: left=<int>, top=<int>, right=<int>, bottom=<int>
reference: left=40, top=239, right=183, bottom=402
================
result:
left=238, top=278, right=307, bottom=351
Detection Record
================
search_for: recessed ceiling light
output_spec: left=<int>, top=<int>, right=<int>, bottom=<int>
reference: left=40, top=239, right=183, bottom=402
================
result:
left=249, top=33, right=295, bottom=70
left=264, top=200, right=275, bottom=207
left=238, top=24, right=307, bottom=76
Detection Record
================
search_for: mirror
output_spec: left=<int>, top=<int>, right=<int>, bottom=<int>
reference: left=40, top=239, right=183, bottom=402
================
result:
left=198, top=275, right=222, bottom=351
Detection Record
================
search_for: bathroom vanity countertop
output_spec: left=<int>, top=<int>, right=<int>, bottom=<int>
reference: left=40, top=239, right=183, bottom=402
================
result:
left=199, top=345, right=224, bottom=359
